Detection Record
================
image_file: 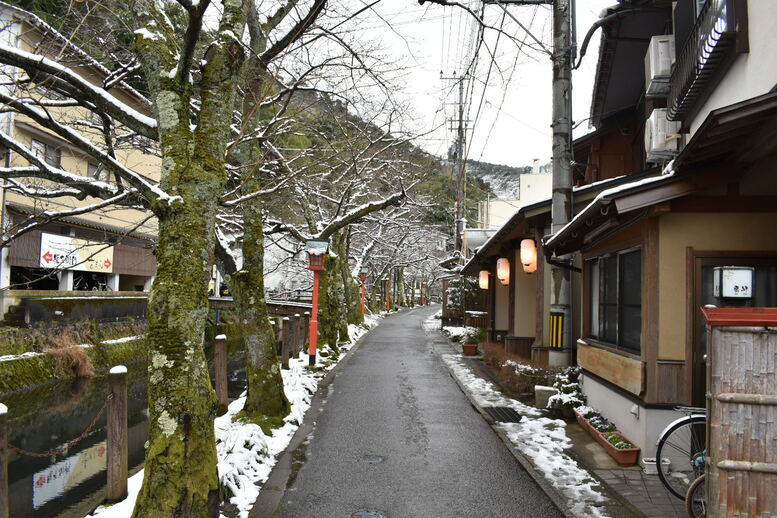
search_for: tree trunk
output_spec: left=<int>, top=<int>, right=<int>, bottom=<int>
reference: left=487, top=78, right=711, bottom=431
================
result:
left=396, top=267, right=405, bottom=307
left=340, top=233, right=363, bottom=325
left=317, top=233, right=349, bottom=354
left=132, top=3, right=248, bottom=514
left=231, top=197, right=289, bottom=423
left=136, top=189, right=221, bottom=518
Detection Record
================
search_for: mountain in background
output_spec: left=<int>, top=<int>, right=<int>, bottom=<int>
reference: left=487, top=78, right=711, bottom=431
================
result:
left=466, top=159, right=552, bottom=200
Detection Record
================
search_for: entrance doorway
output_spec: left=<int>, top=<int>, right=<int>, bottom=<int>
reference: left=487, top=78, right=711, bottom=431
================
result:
left=692, top=253, right=777, bottom=406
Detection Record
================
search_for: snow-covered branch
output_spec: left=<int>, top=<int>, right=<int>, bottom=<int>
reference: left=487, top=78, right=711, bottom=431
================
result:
left=0, top=44, right=158, bottom=139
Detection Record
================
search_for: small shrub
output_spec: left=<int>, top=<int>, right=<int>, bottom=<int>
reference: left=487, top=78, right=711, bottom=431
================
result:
left=547, top=367, right=586, bottom=416
left=46, top=344, right=94, bottom=378
left=446, top=277, right=479, bottom=313
left=442, top=326, right=478, bottom=343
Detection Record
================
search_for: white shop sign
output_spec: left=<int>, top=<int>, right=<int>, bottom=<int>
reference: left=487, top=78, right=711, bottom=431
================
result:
left=39, top=233, right=115, bottom=273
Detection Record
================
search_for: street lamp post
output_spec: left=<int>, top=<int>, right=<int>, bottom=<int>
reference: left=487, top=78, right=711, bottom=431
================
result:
left=305, top=240, right=329, bottom=367
left=359, top=267, right=369, bottom=315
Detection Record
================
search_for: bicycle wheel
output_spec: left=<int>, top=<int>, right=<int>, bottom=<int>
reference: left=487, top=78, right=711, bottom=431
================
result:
left=656, top=415, right=706, bottom=499
left=685, top=474, right=707, bottom=518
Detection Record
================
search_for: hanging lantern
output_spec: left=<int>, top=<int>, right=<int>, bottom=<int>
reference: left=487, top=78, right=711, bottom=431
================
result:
left=496, top=257, right=510, bottom=285
left=520, top=239, right=537, bottom=274
left=478, top=270, right=490, bottom=290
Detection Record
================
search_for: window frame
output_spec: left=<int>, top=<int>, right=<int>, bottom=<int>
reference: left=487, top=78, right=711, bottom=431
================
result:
left=88, top=162, right=108, bottom=182
left=30, top=138, right=62, bottom=168
left=587, top=246, right=643, bottom=355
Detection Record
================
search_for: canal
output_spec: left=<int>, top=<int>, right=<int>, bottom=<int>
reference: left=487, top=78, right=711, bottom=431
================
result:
left=5, top=355, right=247, bottom=518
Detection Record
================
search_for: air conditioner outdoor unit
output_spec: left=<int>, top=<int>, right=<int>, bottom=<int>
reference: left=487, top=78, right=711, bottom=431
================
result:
left=645, top=108, right=682, bottom=163
left=645, top=34, right=674, bottom=97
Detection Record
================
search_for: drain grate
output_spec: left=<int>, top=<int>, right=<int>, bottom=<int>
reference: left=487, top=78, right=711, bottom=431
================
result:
left=482, top=406, right=523, bottom=423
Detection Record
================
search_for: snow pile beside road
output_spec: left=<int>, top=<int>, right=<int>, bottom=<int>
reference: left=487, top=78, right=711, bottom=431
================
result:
left=501, top=419, right=609, bottom=517
left=439, top=352, right=609, bottom=518
left=92, top=313, right=381, bottom=518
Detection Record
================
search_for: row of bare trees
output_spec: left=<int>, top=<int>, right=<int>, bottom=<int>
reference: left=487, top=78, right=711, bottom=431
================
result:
left=0, top=1, right=453, bottom=516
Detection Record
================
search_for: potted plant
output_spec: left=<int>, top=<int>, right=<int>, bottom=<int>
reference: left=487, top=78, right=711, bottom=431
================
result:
left=546, top=368, right=585, bottom=419
left=600, top=432, right=640, bottom=467
left=462, top=327, right=486, bottom=356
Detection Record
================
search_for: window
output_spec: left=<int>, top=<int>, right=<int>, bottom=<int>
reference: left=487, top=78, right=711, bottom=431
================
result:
left=588, top=248, right=642, bottom=354
left=30, top=138, right=61, bottom=167
left=88, top=162, right=108, bottom=182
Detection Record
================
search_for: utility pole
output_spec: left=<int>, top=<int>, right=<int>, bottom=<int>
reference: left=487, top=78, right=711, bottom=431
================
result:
left=480, top=0, right=574, bottom=363
left=442, top=72, right=469, bottom=258
left=549, top=0, right=574, bottom=363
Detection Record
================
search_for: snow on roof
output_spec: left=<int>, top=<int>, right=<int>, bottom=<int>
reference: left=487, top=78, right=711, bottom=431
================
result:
left=544, top=160, right=676, bottom=249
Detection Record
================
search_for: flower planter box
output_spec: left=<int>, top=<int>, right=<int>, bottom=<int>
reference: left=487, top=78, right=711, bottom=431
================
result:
left=575, top=410, right=640, bottom=467
left=598, top=432, right=640, bottom=467
left=462, top=343, right=478, bottom=356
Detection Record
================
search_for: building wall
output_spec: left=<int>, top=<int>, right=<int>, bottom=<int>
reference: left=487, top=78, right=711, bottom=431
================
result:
left=518, top=172, right=552, bottom=205
left=479, top=200, right=519, bottom=229
left=512, top=248, right=536, bottom=337
left=494, top=274, right=510, bottom=332
left=658, top=211, right=777, bottom=360
left=688, top=1, right=777, bottom=137
left=0, top=14, right=160, bottom=296
left=580, top=373, right=681, bottom=457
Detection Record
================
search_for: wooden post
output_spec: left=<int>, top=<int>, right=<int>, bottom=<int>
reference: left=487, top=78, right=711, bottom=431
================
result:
left=281, top=317, right=290, bottom=369
left=107, top=366, right=128, bottom=503
left=280, top=317, right=290, bottom=369
left=303, top=312, right=310, bottom=353
left=214, top=334, right=228, bottom=409
left=293, top=314, right=302, bottom=356
left=0, top=402, right=7, bottom=518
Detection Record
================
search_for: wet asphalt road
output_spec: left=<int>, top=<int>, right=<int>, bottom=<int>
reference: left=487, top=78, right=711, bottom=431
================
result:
left=274, top=305, right=563, bottom=518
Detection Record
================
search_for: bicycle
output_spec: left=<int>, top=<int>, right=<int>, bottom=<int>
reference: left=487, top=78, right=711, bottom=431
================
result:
left=655, top=406, right=707, bottom=500
left=685, top=473, right=707, bottom=518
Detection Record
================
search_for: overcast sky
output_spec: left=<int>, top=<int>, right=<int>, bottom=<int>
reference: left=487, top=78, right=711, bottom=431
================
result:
left=342, top=0, right=615, bottom=169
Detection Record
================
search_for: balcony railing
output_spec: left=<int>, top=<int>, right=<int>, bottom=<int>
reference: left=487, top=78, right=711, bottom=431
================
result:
left=667, top=0, right=745, bottom=122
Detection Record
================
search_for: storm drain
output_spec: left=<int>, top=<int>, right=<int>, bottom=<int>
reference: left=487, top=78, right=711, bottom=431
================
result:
left=482, top=406, right=523, bottom=423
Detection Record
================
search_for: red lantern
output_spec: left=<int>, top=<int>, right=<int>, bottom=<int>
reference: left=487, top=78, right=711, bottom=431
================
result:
left=305, top=239, right=329, bottom=365
left=306, top=240, right=329, bottom=271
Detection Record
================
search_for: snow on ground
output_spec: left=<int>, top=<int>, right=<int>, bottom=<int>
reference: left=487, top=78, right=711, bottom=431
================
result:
left=424, top=314, right=609, bottom=518
left=91, top=313, right=380, bottom=518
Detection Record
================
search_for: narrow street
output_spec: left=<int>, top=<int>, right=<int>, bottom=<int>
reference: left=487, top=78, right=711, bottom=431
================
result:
left=267, top=306, right=563, bottom=518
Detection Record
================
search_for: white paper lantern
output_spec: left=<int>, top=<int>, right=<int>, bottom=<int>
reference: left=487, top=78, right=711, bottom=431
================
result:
left=496, top=257, right=510, bottom=285
left=520, top=239, right=537, bottom=274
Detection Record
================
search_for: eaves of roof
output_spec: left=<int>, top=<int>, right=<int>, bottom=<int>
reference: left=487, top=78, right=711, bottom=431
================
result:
left=461, top=168, right=660, bottom=276
left=542, top=166, right=674, bottom=256
left=546, top=91, right=777, bottom=257
left=7, top=202, right=157, bottom=243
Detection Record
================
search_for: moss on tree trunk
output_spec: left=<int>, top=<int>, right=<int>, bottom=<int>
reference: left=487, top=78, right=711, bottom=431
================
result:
left=135, top=182, right=222, bottom=518
left=229, top=194, right=289, bottom=425
left=131, top=2, right=247, bottom=514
